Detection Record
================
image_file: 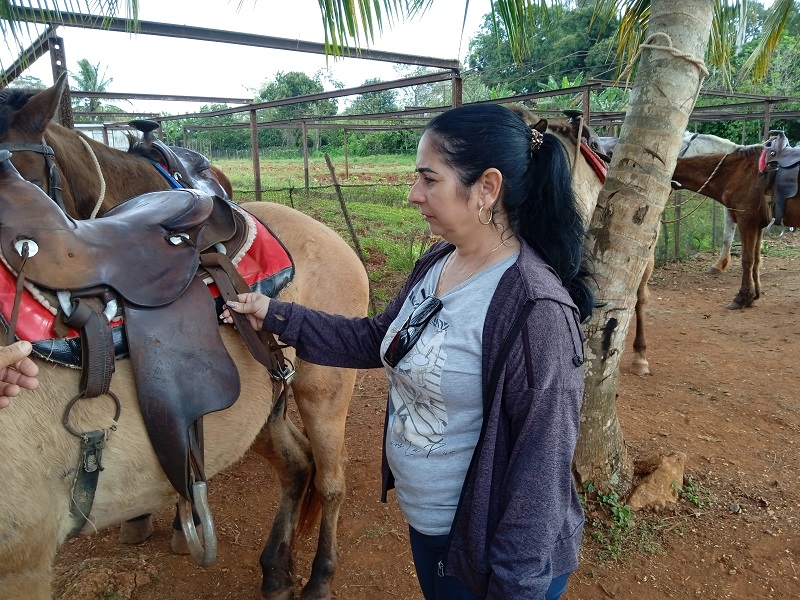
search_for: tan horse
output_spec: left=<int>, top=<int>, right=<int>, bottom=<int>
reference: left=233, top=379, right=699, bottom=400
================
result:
left=0, top=76, right=369, bottom=600
left=544, top=117, right=654, bottom=375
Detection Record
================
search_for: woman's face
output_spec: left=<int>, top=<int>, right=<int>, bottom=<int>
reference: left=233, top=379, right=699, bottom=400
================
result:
left=408, top=133, right=480, bottom=243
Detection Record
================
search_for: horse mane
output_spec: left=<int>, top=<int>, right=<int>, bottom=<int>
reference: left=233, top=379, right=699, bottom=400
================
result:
left=736, top=144, right=766, bottom=157
left=0, top=87, right=40, bottom=138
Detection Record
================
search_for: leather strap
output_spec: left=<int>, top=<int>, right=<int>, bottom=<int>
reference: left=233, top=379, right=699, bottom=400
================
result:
left=200, top=252, right=292, bottom=382
left=62, top=298, right=115, bottom=398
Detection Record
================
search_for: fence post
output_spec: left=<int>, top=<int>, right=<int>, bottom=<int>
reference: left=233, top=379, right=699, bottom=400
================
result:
left=673, top=191, right=681, bottom=260
left=250, top=109, right=262, bottom=202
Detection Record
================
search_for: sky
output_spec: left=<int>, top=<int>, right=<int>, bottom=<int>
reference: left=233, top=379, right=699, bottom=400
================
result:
left=6, top=0, right=491, bottom=114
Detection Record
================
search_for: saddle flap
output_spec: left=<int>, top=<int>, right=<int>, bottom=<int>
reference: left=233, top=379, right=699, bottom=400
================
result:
left=124, top=276, right=240, bottom=501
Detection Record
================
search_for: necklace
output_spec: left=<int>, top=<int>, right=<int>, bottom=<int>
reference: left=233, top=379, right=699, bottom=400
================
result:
left=438, top=239, right=508, bottom=295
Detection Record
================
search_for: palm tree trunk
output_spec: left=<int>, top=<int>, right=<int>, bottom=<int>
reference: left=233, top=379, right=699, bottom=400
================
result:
left=574, top=0, right=715, bottom=495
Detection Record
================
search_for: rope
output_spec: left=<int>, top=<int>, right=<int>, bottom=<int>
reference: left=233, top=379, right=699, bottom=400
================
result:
left=662, top=153, right=728, bottom=225
left=621, top=32, right=709, bottom=80
left=78, top=136, right=106, bottom=219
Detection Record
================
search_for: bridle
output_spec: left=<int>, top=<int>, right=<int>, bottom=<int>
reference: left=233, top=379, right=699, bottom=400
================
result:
left=0, top=139, right=66, bottom=212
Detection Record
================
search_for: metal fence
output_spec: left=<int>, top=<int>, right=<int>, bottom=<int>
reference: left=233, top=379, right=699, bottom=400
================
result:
left=232, top=184, right=736, bottom=267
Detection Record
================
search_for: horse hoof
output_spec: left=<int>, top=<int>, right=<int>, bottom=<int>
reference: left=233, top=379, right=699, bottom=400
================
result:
left=630, top=362, right=651, bottom=376
left=171, top=524, right=204, bottom=555
left=706, top=266, right=722, bottom=275
left=726, top=301, right=744, bottom=310
left=118, top=517, right=154, bottom=544
left=261, top=588, right=295, bottom=600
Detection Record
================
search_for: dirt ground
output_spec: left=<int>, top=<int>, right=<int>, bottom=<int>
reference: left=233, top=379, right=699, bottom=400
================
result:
left=53, top=235, right=800, bottom=600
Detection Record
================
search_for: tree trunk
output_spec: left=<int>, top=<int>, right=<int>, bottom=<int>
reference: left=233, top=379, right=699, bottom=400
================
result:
left=574, top=0, right=714, bottom=495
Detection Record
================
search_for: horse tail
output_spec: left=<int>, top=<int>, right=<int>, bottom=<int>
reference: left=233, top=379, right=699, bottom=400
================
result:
left=297, top=460, right=322, bottom=537
left=261, top=388, right=323, bottom=536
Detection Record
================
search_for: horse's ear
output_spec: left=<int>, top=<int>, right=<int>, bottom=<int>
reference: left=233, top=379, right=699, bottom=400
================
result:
left=532, top=119, right=548, bottom=134
left=16, top=72, right=67, bottom=135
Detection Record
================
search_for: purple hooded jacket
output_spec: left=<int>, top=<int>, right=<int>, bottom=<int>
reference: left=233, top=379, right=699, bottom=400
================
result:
left=261, top=239, right=586, bottom=599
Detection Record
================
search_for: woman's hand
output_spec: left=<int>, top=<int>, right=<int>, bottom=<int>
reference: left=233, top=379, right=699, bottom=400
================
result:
left=222, top=292, right=271, bottom=331
left=0, top=340, right=40, bottom=408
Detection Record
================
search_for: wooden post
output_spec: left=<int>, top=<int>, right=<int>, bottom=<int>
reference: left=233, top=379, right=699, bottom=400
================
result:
left=762, top=101, right=771, bottom=139
left=48, top=35, right=73, bottom=129
left=343, top=128, right=349, bottom=178
left=451, top=71, right=462, bottom=107
left=249, top=109, right=262, bottom=202
left=673, top=191, right=681, bottom=260
left=582, top=87, right=590, bottom=123
left=102, top=126, right=109, bottom=146
left=302, top=121, right=309, bottom=193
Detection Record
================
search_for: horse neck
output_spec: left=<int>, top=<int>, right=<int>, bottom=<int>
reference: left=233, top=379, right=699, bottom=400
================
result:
left=673, top=151, right=758, bottom=202
left=46, top=124, right=168, bottom=218
left=549, top=129, right=602, bottom=222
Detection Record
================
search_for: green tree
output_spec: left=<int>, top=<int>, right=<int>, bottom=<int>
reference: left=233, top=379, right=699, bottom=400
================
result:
left=69, top=58, right=124, bottom=120
left=346, top=78, right=399, bottom=115
left=255, top=70, right=338, bottom=149
left=466, top=3, right=618, bottom=95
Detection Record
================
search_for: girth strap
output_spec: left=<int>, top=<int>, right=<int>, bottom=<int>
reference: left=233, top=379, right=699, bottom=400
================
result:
left=200, top=252, right=294, bottom=389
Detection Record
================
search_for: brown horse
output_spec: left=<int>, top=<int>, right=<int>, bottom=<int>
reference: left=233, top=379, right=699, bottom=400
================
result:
left=672, top=144, right=775, bottom=309
left=0, top=76, right=369, bottom=600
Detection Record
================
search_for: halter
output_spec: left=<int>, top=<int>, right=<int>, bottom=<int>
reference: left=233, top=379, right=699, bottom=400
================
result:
left=0, top=140, right=66, bottom=212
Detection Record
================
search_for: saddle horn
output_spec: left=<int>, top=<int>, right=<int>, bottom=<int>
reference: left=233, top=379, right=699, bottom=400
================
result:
left=129, top=119, right=161, bottom=142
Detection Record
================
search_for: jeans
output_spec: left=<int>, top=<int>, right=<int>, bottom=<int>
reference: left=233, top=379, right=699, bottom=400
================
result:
left=408, top=525, right=571, bottom=600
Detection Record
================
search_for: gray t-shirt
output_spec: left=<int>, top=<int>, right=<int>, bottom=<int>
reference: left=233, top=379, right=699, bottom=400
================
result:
left=381, top=251, right=518, bottom=535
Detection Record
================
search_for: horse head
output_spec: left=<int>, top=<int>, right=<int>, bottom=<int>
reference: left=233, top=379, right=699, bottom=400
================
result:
left=0, top=72, right=68, bottom=204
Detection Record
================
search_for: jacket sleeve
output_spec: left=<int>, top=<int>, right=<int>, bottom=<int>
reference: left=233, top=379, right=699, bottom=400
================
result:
left=260, top=243, right=447, bottom=370
left=261, top=299, right=399, bottom=369
left=486, top=299, right=585, bottom=599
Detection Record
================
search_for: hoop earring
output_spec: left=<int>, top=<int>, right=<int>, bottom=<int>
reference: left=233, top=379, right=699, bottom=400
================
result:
left=479, top=205, right=494, bottom=226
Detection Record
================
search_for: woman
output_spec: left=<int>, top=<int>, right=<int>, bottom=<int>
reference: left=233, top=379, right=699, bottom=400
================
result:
left=224, top=103, right=593, bottom=599
left=0, top=340, right=40, bottom=408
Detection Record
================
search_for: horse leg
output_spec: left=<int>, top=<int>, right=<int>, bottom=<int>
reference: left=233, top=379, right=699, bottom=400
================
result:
left=728, top=221, right=760, bottom=309
left=0, top=487, right=64, bottom=600
left=752, top=227, right=764, bottom=301
left=291, top=363, right=355, bottom=600
left=119, top=513, right=154, bottom=544
left=708, top=211, right=736, bottom=274
left=0, top=557, right=54, bottom=600
left=630, top=251, right=654, bottom=375
left=253, top=386, right=316, bottom=600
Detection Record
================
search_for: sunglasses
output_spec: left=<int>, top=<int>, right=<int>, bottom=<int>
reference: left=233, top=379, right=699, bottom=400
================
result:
left=383, top=295, right=443, bottom=368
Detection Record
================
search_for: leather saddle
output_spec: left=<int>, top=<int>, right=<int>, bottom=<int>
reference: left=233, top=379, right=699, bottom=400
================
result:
left=0, top=149, right=252, bottom=513
left=128, top=120, right=230, bottom=200
left=761, top=130, right=798, bottom=225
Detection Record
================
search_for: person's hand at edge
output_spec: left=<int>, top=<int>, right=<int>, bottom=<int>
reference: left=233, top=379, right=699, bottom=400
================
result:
left=0, top=340, right=40, bottom=408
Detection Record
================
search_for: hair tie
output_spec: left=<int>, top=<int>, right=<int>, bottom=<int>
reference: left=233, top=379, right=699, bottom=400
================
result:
left=530, top=128, right=544, bottom=155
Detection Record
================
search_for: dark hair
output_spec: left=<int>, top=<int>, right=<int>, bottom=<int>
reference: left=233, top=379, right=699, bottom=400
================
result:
left=423, top=103, right=594, bottom=321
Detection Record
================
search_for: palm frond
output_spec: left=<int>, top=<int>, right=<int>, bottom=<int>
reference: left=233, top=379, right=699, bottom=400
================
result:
left=739, top=0, right=794, bottom=81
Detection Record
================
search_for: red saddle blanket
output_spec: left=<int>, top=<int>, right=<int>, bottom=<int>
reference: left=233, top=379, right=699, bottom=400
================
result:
left=0, top=207, right=292, bottom=357
left=580, top=141, right=608, bottom=183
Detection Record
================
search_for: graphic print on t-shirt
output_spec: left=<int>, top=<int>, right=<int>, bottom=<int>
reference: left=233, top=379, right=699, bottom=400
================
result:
left=387, top=290, right=448, bottom=456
